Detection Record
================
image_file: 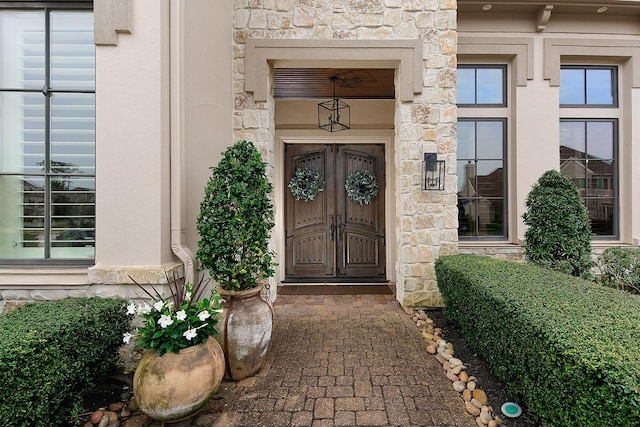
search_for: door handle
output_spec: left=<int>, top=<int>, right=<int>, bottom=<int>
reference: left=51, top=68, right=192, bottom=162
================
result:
left=337, top=215, right=345, bottom=241
left=329, top=215, right=335, bottom=241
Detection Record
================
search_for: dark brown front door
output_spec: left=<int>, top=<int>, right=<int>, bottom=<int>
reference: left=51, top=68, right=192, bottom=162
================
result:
left=285, top=143, right=386, bottom=282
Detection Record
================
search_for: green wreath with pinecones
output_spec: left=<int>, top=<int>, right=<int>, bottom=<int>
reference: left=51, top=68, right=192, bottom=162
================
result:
left=345, top=169, right=379, bottom=205
left=288, top=167, right=325, bottom=201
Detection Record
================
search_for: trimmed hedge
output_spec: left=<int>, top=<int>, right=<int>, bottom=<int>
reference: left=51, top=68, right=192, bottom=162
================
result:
left=0, top=297, right=131, bottom=427
left=435, top=255, right=640, bottom=427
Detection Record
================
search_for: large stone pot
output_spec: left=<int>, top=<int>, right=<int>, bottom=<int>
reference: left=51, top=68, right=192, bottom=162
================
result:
left=216, top=284, right=274, bottom=380
left=133, top=337, right=225, bottom=422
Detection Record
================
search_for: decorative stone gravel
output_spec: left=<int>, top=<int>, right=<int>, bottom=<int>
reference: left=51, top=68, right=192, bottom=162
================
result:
left=81, top=398, right=150, bottom=427
left=409, top=308, right=504, bottom=426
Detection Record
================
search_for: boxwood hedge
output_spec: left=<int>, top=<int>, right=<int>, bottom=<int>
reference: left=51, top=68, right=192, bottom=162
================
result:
left=0, top=297, right=131, bottom=427
left=435, top=255, right=640, bottom=427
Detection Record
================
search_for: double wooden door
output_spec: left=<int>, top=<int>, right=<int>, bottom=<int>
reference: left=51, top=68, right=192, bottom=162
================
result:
left=285, top=143, right=386, bottom=281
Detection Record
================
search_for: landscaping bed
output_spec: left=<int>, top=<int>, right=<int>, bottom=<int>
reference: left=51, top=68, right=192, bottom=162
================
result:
left=436, top=254, right=640, bottom=427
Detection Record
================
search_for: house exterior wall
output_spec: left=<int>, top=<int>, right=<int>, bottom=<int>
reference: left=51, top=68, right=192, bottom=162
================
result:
left=2, top=1, right=640, bottom=313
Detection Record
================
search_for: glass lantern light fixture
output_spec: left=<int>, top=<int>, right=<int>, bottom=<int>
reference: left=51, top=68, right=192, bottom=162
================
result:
left=422, top=153, right=446, bottom=191
left=318, top=76, right=350, bottom=132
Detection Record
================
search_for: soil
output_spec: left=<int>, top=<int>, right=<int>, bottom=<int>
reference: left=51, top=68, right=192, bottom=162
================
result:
left=426, top=309, right=540, bottom=427
left=71, top=374, right=133, bottom=426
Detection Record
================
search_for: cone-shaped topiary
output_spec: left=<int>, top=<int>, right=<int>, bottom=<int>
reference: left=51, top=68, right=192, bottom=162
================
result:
left=197, top=140, right=275, bottom=291
left=522, top=169, right=595, bottom=279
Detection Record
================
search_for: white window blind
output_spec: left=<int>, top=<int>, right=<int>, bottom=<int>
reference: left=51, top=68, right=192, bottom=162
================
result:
left=0, top=8, right=95, bottom=261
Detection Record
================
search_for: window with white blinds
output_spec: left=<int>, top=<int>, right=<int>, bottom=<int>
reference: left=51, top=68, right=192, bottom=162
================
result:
left=0, top=3, right=95, bottom=263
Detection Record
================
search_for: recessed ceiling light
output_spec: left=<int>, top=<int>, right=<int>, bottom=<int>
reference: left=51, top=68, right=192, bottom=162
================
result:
left=596, top=6, right=608, bottom=13
left=482, top=4, right=493, bottom=11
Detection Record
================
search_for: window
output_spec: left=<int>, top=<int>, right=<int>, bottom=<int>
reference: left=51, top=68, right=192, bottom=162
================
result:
left=457, top=65, right=506, bottom=106
left=559, top=120, right=617, bottom=236
left=457, top=64, right=508, bottom=239
left=0, top=2, right=95, bottom=263
left=559, top=65, right=618, bottom=238
left=560, top=66, right=617, bottom=106
left=457, top=119, right=507, bottom=238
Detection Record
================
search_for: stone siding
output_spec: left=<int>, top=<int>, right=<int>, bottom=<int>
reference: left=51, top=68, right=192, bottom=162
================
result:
left=233, top=0, right=459, bottom=307
left=0, top=263, right=181, bottom=314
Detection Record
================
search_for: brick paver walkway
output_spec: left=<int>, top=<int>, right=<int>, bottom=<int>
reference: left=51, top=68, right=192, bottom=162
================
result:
left=146, top=292, right=476, bottom=427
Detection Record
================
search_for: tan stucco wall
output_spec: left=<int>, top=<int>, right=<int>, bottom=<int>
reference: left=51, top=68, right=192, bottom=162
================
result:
left=183, top=1, right=234, bottom=255
left=90, top=1, right=234, bottom=285
left=94, top=0, right=172, bottom=267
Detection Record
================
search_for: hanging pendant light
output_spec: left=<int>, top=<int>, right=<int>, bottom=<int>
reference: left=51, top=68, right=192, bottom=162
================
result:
left=318, top=76, right=350, bottom=132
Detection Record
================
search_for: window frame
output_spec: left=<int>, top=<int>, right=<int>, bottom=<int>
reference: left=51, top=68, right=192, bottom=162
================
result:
left=559, top=118, right=619, bottom=239
left=0, top=1, right=95, bottom=266
left=456, top=117, right=508, bottom=240
left=559, top=65, right=618, bottom=108
left=457, top=62, right=509, bottom=241
left=457, top=64, right=508, bottom=108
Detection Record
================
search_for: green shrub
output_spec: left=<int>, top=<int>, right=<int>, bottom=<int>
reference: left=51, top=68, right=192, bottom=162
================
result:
left=435, top=255, right=640, bottom=427
left=0, top=297, right=131, bottom=426
left=522, top=169, right=594, bottom=279
left=598, top=246, right=640, bottom=294
left=197, top=140, right=275, bottom=291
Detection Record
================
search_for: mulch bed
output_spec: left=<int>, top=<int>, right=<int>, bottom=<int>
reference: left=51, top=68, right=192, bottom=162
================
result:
left=426, top=309, right=540, bottom=427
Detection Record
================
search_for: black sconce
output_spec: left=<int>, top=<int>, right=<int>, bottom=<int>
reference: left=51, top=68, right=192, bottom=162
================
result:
left=318, top=76, right=350, bottom=132
left=422, top=153, right=445, bottom=191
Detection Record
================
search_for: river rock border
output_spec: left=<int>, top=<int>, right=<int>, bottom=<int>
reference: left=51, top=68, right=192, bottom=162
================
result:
left=408, top=309, right=503, bottom=427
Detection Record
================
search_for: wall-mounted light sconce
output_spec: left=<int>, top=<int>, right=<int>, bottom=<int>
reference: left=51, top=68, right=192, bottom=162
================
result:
left=422, top=153, right=445, bottom=191
left=318, top=76, right=350, bottom=132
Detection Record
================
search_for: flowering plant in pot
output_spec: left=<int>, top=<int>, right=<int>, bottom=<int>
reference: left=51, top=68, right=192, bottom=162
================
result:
left=124, top=272, right=225, bottom=421
left=196, top=139, right=276, bottom=380
left=124, top=273, right=222, bottom=355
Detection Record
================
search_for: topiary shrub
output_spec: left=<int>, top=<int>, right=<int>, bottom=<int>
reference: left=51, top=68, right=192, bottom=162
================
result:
left=197, top=140, right=276, bottom=291
left=598, top=246, right=640, bottom=294
left=0, top=297, right=130, bottom=427
left=436, top=254, right=640, bottom=427
left=522, top=169, right=594, bottom=279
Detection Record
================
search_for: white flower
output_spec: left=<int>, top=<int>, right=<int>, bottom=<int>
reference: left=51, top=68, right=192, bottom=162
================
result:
left=212, top=309, right=224, bottom=314
left=183, top=328, right=197, bottom=341
left=153, top=300, right=165, bottom=312
left=176, top=310, right=187, bottom=321
left=158, top=314, right=174, bottom=328
left=123, top=332, right=134, bottom=344
left=126, top=303, right=136, bottom=315
left=185, top=291, right=192, bottom=301
left=137, top=303, right=152, bottom=315
left=197, top=310, right=211, bottom=321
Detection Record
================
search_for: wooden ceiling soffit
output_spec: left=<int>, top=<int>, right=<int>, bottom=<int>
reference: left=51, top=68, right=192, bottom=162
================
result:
left=245, top=39, right=423, bottom=102
left=273, top=68, right=395, bottom=99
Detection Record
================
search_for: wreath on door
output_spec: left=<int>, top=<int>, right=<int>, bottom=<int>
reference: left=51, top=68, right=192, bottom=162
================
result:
left=345, top=169, right=379, bottom=205
left=288, top=167, right=325, bottom=201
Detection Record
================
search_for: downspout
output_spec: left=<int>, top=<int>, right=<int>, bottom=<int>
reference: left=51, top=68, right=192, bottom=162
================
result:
left=169, top=0, right=196, bottom=283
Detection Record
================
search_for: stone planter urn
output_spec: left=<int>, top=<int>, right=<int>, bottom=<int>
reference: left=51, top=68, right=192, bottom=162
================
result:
left=133, top=337, right=225, bottom=422
left=216, top=284, right=274, bottom=380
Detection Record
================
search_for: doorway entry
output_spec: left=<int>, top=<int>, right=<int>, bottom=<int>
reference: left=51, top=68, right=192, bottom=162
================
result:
left=284, top=143, right=386, bottom=282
